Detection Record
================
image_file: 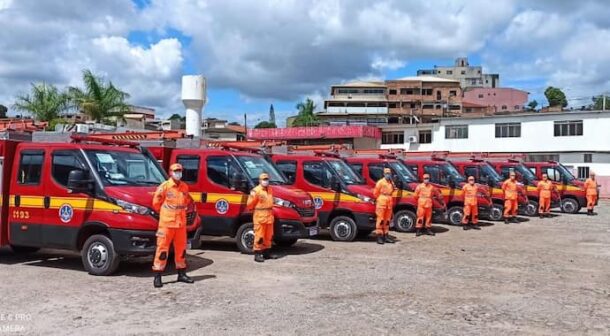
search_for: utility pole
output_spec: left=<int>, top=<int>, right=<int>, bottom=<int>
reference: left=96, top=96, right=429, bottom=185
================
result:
left=243, top=113, right=247, bottom=140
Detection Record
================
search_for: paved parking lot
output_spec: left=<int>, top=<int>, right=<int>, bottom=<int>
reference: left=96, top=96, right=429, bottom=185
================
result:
left=1, top=201, right=609, bottom=335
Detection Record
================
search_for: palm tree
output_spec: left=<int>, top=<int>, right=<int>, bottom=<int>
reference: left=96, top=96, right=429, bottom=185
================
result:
left=68, top=70, right=130, bottom=123
left=292, top=98, right=320, bottom=127
left=13, top=83, right=69, bottom=121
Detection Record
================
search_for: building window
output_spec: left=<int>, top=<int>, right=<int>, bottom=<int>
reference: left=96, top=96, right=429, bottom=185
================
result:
left=435, top=105, right=441, bottom=110
left=445, top=125, right=468, bottom=139
left=447, top=70, right=453, bottom=75
left=400, top=88, right=414, bottom=95
left=388, top=102, right=397, bottom=108
left=584, top=154, right=593, bottom=163
left=436, top=91, right=442, bottom=100
left=495, top=122, right=521, bottom=138
left=419, top=130, right=432, bottom=143
left=382, top=132, right=405, bottom=144
left=449, top=90, right=457, bottom=97
left=478, top=94, right=484, bottom=98
left=527, top=154, right=560, bottom=162
left=577, top=166, right=590, bottom=179
left=514, top=105, right=520, bottom=110
left=554, top=120, right=583, bottom=137
left=389, top=89, right=397, bottom=95
left=461, top=70, right=466, bottom=75
left=501, top=105, right=507, bottom=110
left=422, top=89, right=433, bottom=96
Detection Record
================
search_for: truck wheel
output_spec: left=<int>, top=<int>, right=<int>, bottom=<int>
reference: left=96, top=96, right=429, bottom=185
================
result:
left=561, top=198, right=580, bottom=214
left=81, top=234, right=120, bottom=276
left=236, top=223, right=255, bottom=254
left=274, top=238, right=298, bottom=247
left=525, top=200, right=538, bottom=216
left=329, top=216, right=358, bottom=242
left=393, top=210, right=417, bottom=232
left=489, top=204, right=504, bottom=221
left=447, top=206, right=464, bottom=226
left=10, top=245, right=40, bottom=254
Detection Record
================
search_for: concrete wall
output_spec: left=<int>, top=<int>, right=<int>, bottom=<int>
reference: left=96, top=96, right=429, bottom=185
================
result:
left=464, top=88, right=528, bottom=113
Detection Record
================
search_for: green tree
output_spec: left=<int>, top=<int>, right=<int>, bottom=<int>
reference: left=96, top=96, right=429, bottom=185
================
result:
left=13, top=82, right=69, bottom=121
left=527, top=100, right=538, bottom=111
left=254, top=121, right=277, bottom=128
left=291, top=98, right=319, bottom=127
left=68, top=69, right=130, bottom=123
left=592, top=95, right=610, bottom=110
left=544, top=86, right=568, bottom=108
left=169, top=113, right=184, bottom=120
left=0, top=104, right=7, bottom=118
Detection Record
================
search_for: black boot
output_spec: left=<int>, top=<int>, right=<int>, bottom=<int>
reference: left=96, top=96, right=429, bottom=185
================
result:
left=384, top=234, right=395, bottom=244
left=377, top=234, right=385, bottom=244
left=504, top=218, right=510, bottom=224
left=471, top=224, right=481, bottom=230
left=539, top=213, right=544, bottom=219
left=511, top=217, right=519, bottom=223
left=587, top=210, right=592, bottom=216
left=177, top=270, right=194, bottom=284
left=425, top=228, right=436, bottom=236
left=415, top=229, right=423, bottom=237
left=463, top=224, right=471, bottom=230
left=153, top=273, right=163, bottom=288
left=263, top=249, right=277, bottom=260
left=254, top=252, right=265, bottom=263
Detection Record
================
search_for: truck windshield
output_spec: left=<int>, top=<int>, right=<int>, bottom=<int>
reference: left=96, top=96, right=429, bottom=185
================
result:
left=556, top=163, right=576, bottom=182
left=327, top=159, right=364, bottom=185
left=235, top=155, right=286, bottom=185
left=388, top=161, right=417, bottom=183
left=426, top=163, right=466, bottom=185
left=514, top=164, right=537, bottom=184
left=481, top=163, right=502, bottom=185
left=86, top=150, right=165, bottom=186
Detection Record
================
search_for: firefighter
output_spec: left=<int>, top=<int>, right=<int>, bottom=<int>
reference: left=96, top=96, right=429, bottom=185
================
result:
left=462, top=176, right=481, bottom=230
left=502, top=171, right=519, bottom=224
left=414, top=173, right=436, bottom=237
left=373, top=168, right=396, bottom=244
left=247, top=173, right=275, bottom=262
left=152, top=163, right=194, bottom=288
left=584, top=171, right=599, bottom=216
left=537, top=173, right=554, bottom=218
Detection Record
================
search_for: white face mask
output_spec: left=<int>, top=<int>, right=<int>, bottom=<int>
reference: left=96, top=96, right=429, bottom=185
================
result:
left=261, top=180, right=269, bottom=187
left=172, top=171, right=182, bottom=180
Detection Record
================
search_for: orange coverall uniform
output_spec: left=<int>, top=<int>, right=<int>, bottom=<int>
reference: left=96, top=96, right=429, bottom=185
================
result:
left=152, top=179, right=193, bottom=272
left=537, top=180, right=554, bottom=215
left=584, top=178, right=599, bottom=211
left=374, top=178, right=395, bottom=236
left=414, top=183, right=434, bottom=229
left=247, top=185, right=275, bottom=252
left=462, top=184, right=478, bottom=225
left=502, top=179, right=518, bottom=219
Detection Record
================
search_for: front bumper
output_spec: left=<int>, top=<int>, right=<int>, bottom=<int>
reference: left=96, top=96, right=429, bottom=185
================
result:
left=353, top=212, right=376, bottom=230
left=274, top=220, right=319, bottom=240
left=109, top=229, right=157, bottom=256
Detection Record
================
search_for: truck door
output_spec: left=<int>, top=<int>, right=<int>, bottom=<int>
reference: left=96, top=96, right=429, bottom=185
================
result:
left=8, top=148, right=47, bottom=247
left=302, top=160, right=336, bottom=225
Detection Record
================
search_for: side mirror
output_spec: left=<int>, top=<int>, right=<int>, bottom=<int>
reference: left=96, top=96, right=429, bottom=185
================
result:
left=394, top=178, right=403, bottom=189
left=67, top=170, right=93, bottom=193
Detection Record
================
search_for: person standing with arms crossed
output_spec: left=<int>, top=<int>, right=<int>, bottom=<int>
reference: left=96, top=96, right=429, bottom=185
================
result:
left=414, top=174, right=436, bottom=237
left=537, top=173, right=554, bottom=218
left=247, top=173, right=275, bottom=262
left=152, top=163, right=195, bottom=288
left=502, top=171, right=519, bottom=224
left=373, top=168, right=396, bottom=244
left=462, top=176, right=481, bottom=230
left=584, top=171, right=599, bottom=216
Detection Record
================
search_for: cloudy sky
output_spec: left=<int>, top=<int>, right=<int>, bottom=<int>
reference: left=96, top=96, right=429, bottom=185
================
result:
left=1, top=0, right=609, bottom=126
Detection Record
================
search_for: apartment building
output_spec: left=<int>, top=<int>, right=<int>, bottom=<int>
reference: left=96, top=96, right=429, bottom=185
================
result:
left=417, top=57, right=500, bottom=89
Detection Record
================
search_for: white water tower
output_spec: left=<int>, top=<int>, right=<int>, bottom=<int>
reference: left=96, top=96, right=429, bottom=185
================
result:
left=181, top=75, right=206, bottom=137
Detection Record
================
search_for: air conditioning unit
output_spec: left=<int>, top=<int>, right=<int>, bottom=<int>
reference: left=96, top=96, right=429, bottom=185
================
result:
left=76, top=124, right=90, bottom=134
left=407, top=135, right=418, bottom=143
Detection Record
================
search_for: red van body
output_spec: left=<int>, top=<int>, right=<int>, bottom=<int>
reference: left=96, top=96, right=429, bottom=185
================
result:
left=525, top=161, right=588, bottom=214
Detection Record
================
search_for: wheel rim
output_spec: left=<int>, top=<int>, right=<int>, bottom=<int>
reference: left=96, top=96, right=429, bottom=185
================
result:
left=334, top=221, right=352, bottom=239
left=491, top=207, right=503, bottom=220
left=241, top=229, right=255, bottom=250
left=397, top=214, right=413, bottom=230
left=88, top=243, right=108, bottom=269
left=450, top=211, right=462, bottom=225
left=563, top=200, right=576, bottom=213
left=526, top=203, right=537, bottom=216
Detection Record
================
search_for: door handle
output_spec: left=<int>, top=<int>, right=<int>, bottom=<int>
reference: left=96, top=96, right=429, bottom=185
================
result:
left=44, top=196, right=50, bottom=209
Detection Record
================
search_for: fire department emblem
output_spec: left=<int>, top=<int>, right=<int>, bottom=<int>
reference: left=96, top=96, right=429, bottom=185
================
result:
left=215, top=199, right=229, bottom=215
left=59, top=203, right=74, bottom=223
left=313, top=197, right=324, bottom=209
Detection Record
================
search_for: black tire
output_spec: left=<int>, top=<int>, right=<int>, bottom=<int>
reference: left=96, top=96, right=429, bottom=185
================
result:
left=489, top=204, right=504, bottom=221
left=447, top=206, right=464, bottom=226
left=235, top=223, right=255, bottom=254
left=561, top=198, right=581, bottom=214
left=329, top=216, right=358, bottom=242
left=393, top=209, right=417, bottom=232
left=525, top=200, right=538, bottom=216
left=274, top=238, right=298, bottom=247
left=81, top=234, right=120, bottom=276
left=10, top=245, right=40, bottom=254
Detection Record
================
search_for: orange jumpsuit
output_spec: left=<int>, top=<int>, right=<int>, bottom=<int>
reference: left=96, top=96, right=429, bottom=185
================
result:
left=502, top=179, right=518, bottom=219
left=374, top=178, right=395, bottom=236
left=537, top=180, right=554, bottom=215
left=152, top=179, right=193, bottom=272
left=462, top=184, right=478, bottom=224
left=414, top=183, right=434, bottom=229
left=247, top=185, right=275, bottom=252
left=584, top=178, right=599, bottom=210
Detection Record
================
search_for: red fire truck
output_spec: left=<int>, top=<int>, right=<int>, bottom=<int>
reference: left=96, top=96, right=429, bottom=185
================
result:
left=0, top=135, right=201, bottom=275
left=343, top=153, right=446, bottom=232
left=147, top=145, right=319, bottom=253
left=525, top=161, right=588, bottom=214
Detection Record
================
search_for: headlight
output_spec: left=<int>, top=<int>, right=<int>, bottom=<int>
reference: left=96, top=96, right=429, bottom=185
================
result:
left=273, top=197, right=294, bottom=208
left=357, top=194, right=374, bottom=204
left=116, top=199, right=151, bottom=215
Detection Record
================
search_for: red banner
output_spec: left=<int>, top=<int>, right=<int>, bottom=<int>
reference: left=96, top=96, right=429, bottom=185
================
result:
left=248, top=126, right=381, bottom=140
